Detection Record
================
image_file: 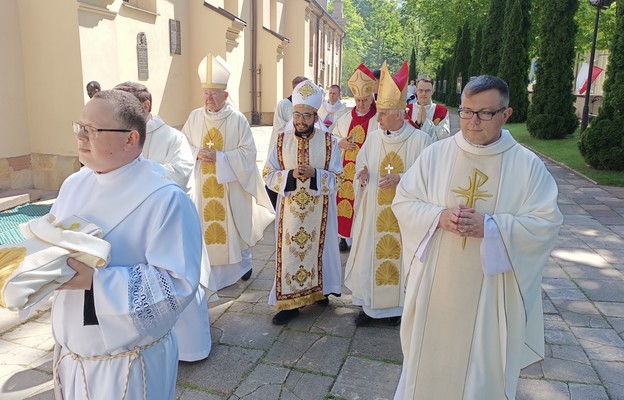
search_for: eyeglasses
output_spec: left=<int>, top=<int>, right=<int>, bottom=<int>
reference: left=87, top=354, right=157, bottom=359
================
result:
left=72, top=121, right=132, bottom=138
left=293, top=112, right=316, bottom=121
left=457, top=107, right=506, bottom=121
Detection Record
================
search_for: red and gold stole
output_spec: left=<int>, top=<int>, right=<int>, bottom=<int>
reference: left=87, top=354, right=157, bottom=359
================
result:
left=336, top=102, right=377, bottom=238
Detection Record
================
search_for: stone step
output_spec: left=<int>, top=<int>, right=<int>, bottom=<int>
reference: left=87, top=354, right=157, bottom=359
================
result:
left=0, top=189, right=44, bottom=212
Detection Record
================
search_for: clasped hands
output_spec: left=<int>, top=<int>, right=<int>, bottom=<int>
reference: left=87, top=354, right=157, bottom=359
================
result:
left=197, top=148, right=217, bottom=163
left=293, top=164, right=315, bottom=179
left=439, top=204, right=484, bottom=238
left=356, top=166, right=399, bottom=189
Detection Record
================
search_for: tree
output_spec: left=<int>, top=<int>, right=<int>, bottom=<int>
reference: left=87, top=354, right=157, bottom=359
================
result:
left=341, top=0, right=367, bottom=94
left=446, top=27, right=463, bottom=106
left=480, top=0, right=507, bottom=75
left=527, top=0, right=579, bottom=139
left=454, top=22, right=472, bottom=95
left=409, top=47, right=417, bottom=81
left=403, top=0, right=489, bottom=75
left=498, top=0, right=531, bottom=122
left=579, top=1, right=624, bottom=171
left=469, top=25, right=483, bottom=79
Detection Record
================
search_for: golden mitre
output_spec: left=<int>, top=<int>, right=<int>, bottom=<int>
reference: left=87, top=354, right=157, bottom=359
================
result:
left=348, top=64, right=376, bottom=99
left=198, top=53, right=231, bottom=90
left=376, top=60, right=409, bottom=110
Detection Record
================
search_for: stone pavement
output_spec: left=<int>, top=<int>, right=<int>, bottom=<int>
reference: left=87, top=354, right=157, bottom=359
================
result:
left=1, top=121, right=624, bottom=400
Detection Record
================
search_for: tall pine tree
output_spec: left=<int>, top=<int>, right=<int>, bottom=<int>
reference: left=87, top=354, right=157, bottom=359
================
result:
left=527, top=0, right=579, bottom=139
left=480, top=0, right=507, bottom=75
left=409, top=47, right=417, bottom=82
left=448, top=23, right=471, bottom=107
left=579, top=1, right=624, bottom=171
left=446, top=27, right=463, bottom=106
left=469, top=25, right=483, bottom=79
left=498, top=0, right=531, bottom=122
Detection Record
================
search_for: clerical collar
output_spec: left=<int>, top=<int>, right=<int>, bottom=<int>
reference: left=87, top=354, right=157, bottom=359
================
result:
left=356, top=109, right=369, bottom=117
left=463, top=131, right=504, bottom=148
left=386, top=122, right=406, bottom=137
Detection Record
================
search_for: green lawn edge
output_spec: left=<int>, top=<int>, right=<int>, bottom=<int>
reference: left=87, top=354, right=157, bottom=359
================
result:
left=504, top=123, right=624, bottom=187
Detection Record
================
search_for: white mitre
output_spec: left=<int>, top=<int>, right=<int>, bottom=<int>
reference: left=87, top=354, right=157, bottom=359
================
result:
left=198, top=53, right=231, bottom=90
left=292, top=80, right=323, bottom=110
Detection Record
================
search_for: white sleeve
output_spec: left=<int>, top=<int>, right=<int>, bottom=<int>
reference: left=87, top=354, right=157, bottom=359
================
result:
left=480, top=214, right=513, bottom=276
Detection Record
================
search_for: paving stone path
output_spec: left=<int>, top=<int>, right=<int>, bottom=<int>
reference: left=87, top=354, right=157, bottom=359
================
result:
left=1, top=121, right=623, bottom=399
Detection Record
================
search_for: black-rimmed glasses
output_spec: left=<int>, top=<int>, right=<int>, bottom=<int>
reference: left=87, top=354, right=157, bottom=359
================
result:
left=457, top=107, right=506, bottom=121
left=72, top=121, right=132, bottom=138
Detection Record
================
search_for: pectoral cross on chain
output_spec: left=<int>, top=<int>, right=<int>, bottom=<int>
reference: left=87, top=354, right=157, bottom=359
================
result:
left=451, top=168, right=494, bottom=249
left=385, top=164, right=394, bottom=174
left=206, top=140, right=214, bottom=149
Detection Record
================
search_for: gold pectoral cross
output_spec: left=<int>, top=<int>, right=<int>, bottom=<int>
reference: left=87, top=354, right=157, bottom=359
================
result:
left=206, top=139, right=214, bottom=149
left=451, top=168, right=493, bottom=249
left=385, top=164, right=394, bottom=174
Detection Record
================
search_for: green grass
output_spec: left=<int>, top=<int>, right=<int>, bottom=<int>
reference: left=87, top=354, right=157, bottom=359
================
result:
left=505, top=123, right=624, bottom=187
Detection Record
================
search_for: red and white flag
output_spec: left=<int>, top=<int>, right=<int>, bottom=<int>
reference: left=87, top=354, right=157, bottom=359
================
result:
left=576, top=62, right=604, bottom=95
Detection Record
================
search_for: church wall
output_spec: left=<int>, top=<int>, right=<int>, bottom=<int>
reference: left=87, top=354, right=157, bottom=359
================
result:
left=0, top=0, right=30, bottom=161
left=0, top=0, right=343, bottom=192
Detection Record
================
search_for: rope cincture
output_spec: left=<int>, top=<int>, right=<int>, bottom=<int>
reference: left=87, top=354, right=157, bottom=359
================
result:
left=54, top=331, right=171, bottom=400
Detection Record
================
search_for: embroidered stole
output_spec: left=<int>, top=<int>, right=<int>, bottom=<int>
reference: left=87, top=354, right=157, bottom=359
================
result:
left=371, top=145, right=406, bottom=309
left=274, top=131, right=332, bottom=310
left=336, top=102, right=377, bottom=238
left=199, top=123, right=229, bottom=265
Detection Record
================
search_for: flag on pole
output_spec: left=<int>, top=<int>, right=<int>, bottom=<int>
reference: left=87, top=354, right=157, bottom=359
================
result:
left=576, top=63, right=604, bottom=95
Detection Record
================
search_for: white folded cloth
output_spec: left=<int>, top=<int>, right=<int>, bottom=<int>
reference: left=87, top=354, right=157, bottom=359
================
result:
left=0, top=214, right=110, bottom=311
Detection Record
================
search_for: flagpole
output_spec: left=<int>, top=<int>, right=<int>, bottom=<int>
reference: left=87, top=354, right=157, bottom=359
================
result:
left=580, top=2, right=602, bottom=132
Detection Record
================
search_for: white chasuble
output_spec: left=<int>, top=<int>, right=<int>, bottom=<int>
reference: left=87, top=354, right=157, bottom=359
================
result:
left=392, top=130, right=563, bottom=400
left=263, top=129, right=343, bottom=310
left=344, top=125, right=431, bottom=315
left=183, top=105, right=275, bottom=270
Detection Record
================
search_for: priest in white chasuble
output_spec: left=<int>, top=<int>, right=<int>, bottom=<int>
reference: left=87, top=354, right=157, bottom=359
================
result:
left=392, top=75, right=563, bottom=400
left=263, top=80, right=343, bottom=325
left=52, top=90, right=201, bottom=399
left=344, top=61, right=431, bottom=327
left=332, top=64, right=379, bottom=252
left=183, top=54, right=275, bottom=291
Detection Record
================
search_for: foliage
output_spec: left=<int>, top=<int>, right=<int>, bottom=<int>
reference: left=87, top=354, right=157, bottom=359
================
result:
left=527, top=0, right=579, bottom=139
left=403, top=0, right=489, bottom=76
left=498, top=0, right=531, bottom=122
left=575, top=1, right=617, bottom=54
left=340, top=0, right=367, bottom=94
left=480, top=0, right=507, bottom=75
left=469, top=25, right=483, bottom=79
left=446, top=28, right=463, bottom=106
left=448, top=22, right=471, bottom=107
left=579, top=1, right=624, bottom=171
left=352, top=0, right=408, bottom=69
left=508, top=123, right=624, bottom=186
left=409, top=47, right=417, bottom=82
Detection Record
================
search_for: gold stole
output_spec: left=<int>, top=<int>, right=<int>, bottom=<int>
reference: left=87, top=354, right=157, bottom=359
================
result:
left=274, top=131, right=331, bottom=310
left=199, top=126, right=229, bottom=265
left=336, top=124, right=366, bottom=235
left=371, top=150, right=405, bottom=309
left=413, top=151, right=502, bottom=399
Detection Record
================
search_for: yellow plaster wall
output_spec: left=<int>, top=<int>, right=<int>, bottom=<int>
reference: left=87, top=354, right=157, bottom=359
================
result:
left=0, top=0, right=30, bottom=158
left=18, top=1, right=84, bottom=157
